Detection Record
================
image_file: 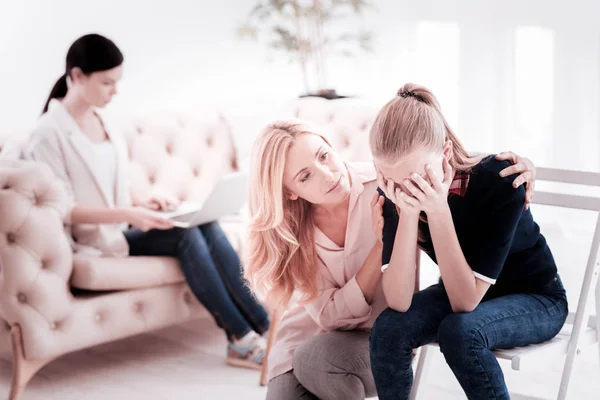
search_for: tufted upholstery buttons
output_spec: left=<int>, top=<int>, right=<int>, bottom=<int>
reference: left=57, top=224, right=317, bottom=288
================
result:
left=136, top=126, right=144, bottom=135
left=3, top=183, right=11, bottom=190
left=17, top=292, right=27, bottom=304
left=360, top=121, right=369, bottom=131
left=342, top=136, right=351, bottom=148
left=328, top=113, right=335, bottom=123
left=165, top=142, right=174, bottom=155
left=95, top=312, right=103, bottom=322
left=33, top=193, right=42, bottom=206
left=40, top=259, right=48, bottom=270
left=50, top=321, right=59, bottom=330
left=7, top=233, right=16, bottom=243
left=192, top=167, right=200, bottom=178
left=3, top=321, right=10, bottom=331
left=205, top=136, right=214, bottom=147
left=148, top=174, right=156, bottom=185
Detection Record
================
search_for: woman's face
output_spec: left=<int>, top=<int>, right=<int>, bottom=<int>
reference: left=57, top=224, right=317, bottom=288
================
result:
left=72, top=65, right=123, bottom=108
left=283, top=133, right=351, bottom=205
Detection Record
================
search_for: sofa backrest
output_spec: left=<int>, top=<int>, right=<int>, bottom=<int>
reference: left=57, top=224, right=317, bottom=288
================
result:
left=294, top=97, right=380, bottom=163
left=116, top=111, right=238, bottom=204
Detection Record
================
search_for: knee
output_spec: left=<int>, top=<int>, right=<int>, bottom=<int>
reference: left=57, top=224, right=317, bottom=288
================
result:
left=200, top=221, right=223, bottom=237
left=438, top=313, right=484, bottom=355
left=295, top=333, right=369, bottom=374
left=176, top=227, right=205, bottom=247
left=370, top=308, right=415, bottom=354
left=292, top=332, right=369, bottom=375
left=293, top=334, right=370, bottom=400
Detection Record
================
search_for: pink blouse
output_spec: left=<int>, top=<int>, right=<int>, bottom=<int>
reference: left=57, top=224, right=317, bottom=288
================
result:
left=267, top=162, right=389, bottom=380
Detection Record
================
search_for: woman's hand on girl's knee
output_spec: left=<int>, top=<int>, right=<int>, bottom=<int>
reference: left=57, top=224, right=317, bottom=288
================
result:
left=496, top=152, right=536, bottom=210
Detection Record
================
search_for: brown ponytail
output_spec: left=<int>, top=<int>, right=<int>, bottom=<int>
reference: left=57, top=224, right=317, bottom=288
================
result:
left=371, top=83, right=480, bottom=172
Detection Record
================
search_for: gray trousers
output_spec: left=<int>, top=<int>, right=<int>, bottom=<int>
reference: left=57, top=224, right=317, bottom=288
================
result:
left=266, top=330, right=377, bottom=400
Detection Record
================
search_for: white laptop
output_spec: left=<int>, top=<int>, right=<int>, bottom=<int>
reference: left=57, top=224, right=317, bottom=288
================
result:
left=157, top=171, right=248, bottom=228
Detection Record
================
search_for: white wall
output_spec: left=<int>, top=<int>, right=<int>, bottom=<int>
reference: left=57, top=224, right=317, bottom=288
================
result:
left=1, top=0, right=599, bottom=170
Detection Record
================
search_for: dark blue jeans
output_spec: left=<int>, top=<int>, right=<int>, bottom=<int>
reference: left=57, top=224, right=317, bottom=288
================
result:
left=370, top=275, right=568, bottom=400
left=124, top=222, right=269, bottom=341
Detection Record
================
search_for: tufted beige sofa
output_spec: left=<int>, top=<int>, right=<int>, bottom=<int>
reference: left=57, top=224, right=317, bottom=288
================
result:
left=0, top=110, right=243, bottom=399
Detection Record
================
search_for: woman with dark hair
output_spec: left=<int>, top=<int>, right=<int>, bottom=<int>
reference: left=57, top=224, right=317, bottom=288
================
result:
left=41, top=34, right=125, bottom=114
left=24, top=34, right=270, bottom=369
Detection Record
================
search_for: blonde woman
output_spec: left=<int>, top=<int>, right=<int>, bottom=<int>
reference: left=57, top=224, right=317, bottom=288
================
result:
left=369, top=84, right=568, bottom=400
left=246, top=120, right=536, bottom=400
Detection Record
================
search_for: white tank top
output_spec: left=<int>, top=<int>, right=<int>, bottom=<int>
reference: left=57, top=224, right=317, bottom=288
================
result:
left=92, top=140, right=117, bottom=203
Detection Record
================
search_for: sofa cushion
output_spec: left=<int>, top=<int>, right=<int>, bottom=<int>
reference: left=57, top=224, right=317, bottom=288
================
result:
left=70, top=255, right=185, bottom=291
left=70, top=217, right=247, bottom=291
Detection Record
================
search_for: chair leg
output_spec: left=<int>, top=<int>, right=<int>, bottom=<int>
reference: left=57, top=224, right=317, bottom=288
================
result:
left=556, top=341, right=579, bottom=400
left=410, top=346, right=431, bottom=400
left=260, top=308, right=282, bottom=387
left=9, top=324, right=54, bottom=400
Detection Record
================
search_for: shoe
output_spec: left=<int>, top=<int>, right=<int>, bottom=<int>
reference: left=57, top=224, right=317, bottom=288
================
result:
left=226, top=336, right=265, bottom=370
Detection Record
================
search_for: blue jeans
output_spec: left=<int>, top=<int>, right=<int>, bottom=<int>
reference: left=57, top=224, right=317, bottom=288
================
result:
left=124, top=222, right=269, bottom=341
left=370, top=275, right=568, bottom=400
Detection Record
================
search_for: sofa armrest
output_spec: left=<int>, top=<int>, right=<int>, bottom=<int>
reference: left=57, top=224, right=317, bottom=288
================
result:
left=0, top=160, right=74, bottom=360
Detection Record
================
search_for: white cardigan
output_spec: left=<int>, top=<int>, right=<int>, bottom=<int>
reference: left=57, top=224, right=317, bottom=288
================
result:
left=23, top=100, right=131, bottom=257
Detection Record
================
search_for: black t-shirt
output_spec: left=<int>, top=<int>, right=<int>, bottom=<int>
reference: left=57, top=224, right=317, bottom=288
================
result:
left=381, top=155, right=558, bottom=299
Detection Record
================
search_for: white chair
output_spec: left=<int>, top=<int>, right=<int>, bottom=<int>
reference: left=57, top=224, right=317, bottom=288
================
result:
left=411, top=167, right=600, bottom=400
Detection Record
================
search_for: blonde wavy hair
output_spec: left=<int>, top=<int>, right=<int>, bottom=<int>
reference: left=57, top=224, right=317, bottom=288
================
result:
left=245, top=120, right=332, bottom=308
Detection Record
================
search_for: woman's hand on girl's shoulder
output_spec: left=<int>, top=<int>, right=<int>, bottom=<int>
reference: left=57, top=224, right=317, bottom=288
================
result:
left=496, top=152, right=536, bottom=210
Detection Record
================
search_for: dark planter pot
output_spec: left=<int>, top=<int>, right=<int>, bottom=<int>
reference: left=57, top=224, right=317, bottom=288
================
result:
left=299, top=89, right=349, bottom=100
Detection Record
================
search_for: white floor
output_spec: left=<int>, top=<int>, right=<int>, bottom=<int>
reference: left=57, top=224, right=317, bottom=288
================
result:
left=0, top=316, right=598, bottom=400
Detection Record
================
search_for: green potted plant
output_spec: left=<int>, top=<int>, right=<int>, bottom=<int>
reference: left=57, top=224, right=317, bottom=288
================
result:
left=238, top=0, right=374, bottom=99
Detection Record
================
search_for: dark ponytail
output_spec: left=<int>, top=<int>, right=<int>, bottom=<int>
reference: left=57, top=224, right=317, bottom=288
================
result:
left=42, top=33, right=123, bottom=114
left=43, top=74, right=69, bottom=114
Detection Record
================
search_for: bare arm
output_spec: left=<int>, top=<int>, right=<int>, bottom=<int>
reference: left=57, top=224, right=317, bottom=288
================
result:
left=427, top=207, right=490, bottom=312
left=70, top=205, right=129, bottom=225
left=355, top=242, right=384, bottom=303
left=382, top=211, right=420, bottom=311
